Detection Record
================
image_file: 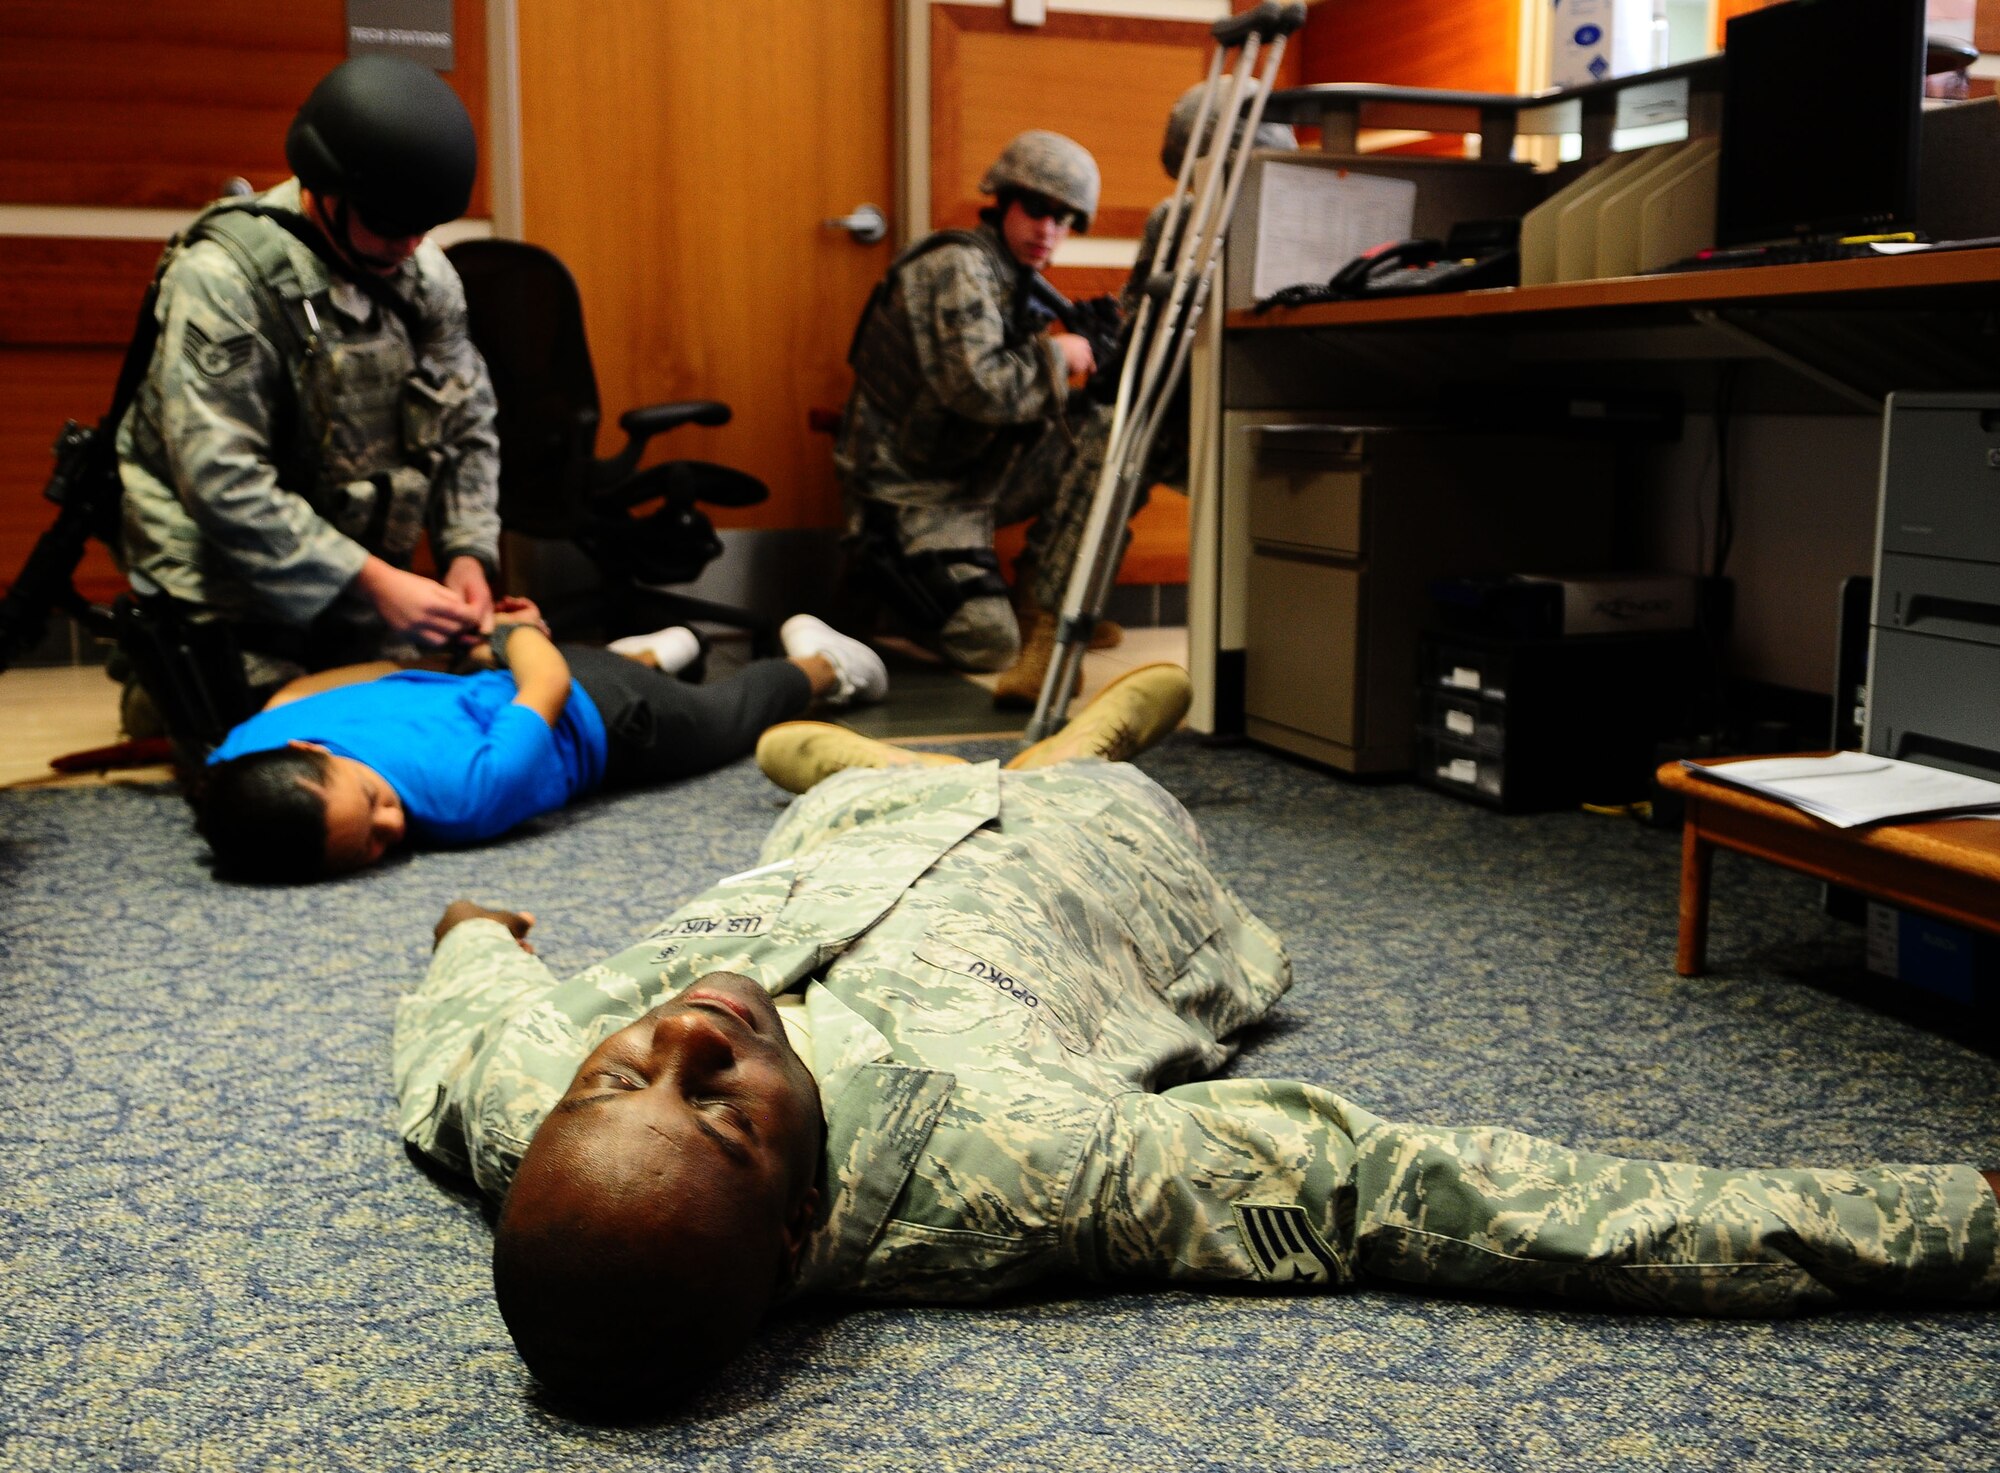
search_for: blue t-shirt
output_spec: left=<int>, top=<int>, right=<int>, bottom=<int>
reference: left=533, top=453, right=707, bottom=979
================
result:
left=208, top=671, right=608, bottom=845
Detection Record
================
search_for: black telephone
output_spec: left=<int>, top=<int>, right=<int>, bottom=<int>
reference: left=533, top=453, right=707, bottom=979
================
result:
left=1256, top=219, right=1522, bottom=311
left=1330, top=218, right=1521, bottom=298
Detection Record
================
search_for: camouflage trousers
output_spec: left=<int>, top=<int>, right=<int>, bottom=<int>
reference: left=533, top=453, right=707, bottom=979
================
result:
left=1081, top=1081, right=2000, bottom=1313
left=846, top=403, right=1134, bottom=672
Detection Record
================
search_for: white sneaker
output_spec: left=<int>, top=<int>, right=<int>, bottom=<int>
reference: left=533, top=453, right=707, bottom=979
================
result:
left=780, top=614, right=889, bottom=708
left=608, top=625, right=702, bottom=675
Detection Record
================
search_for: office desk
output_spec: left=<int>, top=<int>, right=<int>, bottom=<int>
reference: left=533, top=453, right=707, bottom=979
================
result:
left=1223, top=249, right=2000, bottom=411
left=1193, top=251, right=2000, bottom=763
left=1227, top=247, right=2000, bottom=333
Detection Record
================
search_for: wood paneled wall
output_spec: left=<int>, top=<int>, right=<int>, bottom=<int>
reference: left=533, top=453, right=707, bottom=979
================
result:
left=1295, top=0, right=1519, bottom=156
left=0, top=1, right=488, bottom=213
left=1299, top=0, right=1519, bottom=94
left=1713, top=0, right=1781, bottom=49
left=0, top=1, right=489, bottom=602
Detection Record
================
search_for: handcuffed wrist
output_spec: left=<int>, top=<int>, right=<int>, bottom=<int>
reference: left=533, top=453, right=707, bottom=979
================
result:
left=488, top=623, right=520, bottom=668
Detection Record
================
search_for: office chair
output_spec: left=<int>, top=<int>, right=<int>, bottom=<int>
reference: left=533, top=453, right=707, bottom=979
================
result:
left=445, top=238, right=778, bottom=653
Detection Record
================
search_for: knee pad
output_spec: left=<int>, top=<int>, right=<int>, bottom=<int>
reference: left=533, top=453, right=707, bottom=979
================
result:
left=939, top=594, right=1020, bottom=672
left=856, top=531, right=1009, bottom=635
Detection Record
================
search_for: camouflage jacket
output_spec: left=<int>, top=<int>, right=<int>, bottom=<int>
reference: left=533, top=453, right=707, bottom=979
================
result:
left=394, top=762, right=2000, bottom=1315
left=394, top=761, right=1293, bottom=1302
left=118, top=179, right=501, bottom=629
left=835, top=223, right=1069, bottom=506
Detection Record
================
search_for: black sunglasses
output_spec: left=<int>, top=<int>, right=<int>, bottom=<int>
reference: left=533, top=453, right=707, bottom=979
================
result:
left=1016, top=192, right=1081, bottom=229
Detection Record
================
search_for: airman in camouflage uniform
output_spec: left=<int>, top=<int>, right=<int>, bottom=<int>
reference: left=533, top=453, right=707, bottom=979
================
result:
left=118, top=57, right=501, bottom=694
left=836, top=131, right=1110, bottom=672
left=397, top=760, right=2000, bottom=1337
left=988, top=93, right=1299, bottom=706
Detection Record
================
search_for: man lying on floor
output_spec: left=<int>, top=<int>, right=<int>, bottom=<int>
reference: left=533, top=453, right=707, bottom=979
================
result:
left=198, top=608, right=885, bottom=880
left=392, top=664, right=2000, bottom=1409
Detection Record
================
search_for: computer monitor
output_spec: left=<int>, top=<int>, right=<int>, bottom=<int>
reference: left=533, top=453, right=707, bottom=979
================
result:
left=1716, top=0, right=1925, bottom=247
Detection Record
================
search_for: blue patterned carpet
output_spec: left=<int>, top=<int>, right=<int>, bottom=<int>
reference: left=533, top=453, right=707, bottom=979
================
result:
left=2, top=739, right=1996, bottom=1471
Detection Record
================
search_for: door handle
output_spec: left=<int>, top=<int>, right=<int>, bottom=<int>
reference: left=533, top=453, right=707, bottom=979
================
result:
left=823, top=203, right=888, bottom=245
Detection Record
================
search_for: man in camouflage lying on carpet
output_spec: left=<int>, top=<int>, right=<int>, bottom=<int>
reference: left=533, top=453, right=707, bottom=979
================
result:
left=393, top=665, right=2000, bottom=1408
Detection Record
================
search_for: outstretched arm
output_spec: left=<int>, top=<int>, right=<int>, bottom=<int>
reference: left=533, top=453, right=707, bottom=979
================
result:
left=1068, top=1083, right=2000, bottom=1314
left=394, top=899, right=560, bottom=1188
left=434, top=899, right=537, bottom=952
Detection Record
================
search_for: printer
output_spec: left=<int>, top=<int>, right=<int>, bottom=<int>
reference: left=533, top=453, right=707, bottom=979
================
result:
left=1865, top=392, right=2000, bottom=782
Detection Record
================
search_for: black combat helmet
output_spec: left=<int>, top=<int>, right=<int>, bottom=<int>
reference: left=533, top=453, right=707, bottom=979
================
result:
left=284, top=55, right=477, bottom=236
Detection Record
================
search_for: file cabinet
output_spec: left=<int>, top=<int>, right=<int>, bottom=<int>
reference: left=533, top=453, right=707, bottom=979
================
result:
left=1237, top=419, right=1619, bottom=772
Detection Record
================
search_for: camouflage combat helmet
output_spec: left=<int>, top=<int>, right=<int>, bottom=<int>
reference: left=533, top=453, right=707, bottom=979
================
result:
left=1161, top=84, right=1297, bottom=180
left=979, top=131, right=1100, bottom=232
left=286, top=55, right=477, bottom=236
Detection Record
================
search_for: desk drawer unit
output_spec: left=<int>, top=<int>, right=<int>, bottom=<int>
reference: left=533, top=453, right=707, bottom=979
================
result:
left=1245, top=430, right=1365, bottom=555
left=1423, top=688, right=1506, bottom=752
left=1245, top=553, right=1362, bottom=761
left=1415, top=629, right=1704, bottom=812
left=1238, top=422, right=1618, bottom=774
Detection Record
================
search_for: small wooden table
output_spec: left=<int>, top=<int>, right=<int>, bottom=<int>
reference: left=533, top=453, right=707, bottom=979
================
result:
left=1656, top=756, right=2000, bottom=976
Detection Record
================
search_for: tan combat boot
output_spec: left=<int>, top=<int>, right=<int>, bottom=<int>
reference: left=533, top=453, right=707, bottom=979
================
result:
left=992, top=608, right=1063, bottom=710
left=992, top=608, right=1129, bottom=708
left=755, top=721, right=966, bottom=795
left=1010, top=575, right=1121, bottom=650
left=1003, top=662, right=1193, bottom=770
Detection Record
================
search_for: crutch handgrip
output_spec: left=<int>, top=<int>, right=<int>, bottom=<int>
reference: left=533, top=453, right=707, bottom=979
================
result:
left=1210, top=1, right=1304, bottom=45
left=1209, top=3, right=1277, bottom=45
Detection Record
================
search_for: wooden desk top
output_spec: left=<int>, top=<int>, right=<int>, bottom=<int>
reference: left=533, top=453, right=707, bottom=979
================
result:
left=1227, top=247, right=2000, bottom=332
left=1657, top=757, right=2000, bottom=886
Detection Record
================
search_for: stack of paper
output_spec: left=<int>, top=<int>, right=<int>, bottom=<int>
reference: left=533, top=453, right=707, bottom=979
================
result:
left=1683, top=752, right=2000, bottom=828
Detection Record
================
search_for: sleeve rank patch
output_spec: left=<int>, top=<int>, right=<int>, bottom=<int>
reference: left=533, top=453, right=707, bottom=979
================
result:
left=1233, top=1203, right=1341, bottom=1286
left=182, top=321, right=256, bottom=380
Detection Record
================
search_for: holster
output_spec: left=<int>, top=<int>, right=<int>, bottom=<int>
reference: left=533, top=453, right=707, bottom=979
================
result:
left=114, top=593, right=257, bottom=776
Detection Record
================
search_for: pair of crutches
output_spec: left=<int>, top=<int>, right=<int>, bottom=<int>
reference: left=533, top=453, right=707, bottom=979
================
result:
left=1024, top=1, right=1306, bottom=741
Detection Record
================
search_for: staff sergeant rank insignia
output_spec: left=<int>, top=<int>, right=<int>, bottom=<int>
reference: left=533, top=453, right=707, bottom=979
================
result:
left=183, top=322, right=256, bottom=380
left=1233, top=1203, right=1341, bottom=1285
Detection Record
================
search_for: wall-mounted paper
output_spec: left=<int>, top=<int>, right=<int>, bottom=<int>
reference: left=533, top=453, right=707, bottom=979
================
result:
left=1250, top=163, right=1417, bottom=301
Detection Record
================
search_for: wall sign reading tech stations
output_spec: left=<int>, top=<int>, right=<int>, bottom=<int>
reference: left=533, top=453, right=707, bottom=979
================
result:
left=347, top=0, right=454, bottom=70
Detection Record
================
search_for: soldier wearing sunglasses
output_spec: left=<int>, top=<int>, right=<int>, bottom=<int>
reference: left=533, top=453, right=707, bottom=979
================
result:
left=835, top=130, right=1116, bottom=677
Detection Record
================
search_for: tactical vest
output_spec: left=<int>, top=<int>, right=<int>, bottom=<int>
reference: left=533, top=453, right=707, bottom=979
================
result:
left=154, top=199, right=460, bottom=563
left=845, top=228, right=1037, bottom=423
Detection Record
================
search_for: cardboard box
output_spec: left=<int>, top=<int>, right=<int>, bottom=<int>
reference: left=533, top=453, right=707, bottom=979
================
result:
left=1866, top=903, right=2000, bottom=1005
left=1550, top=0, right=1658, bottom=88
left=1513, top=573, right=1698, bottom=635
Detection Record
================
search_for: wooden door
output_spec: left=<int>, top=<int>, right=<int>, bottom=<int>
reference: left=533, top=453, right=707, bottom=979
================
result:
left=514, top=1, right=896, bottom=533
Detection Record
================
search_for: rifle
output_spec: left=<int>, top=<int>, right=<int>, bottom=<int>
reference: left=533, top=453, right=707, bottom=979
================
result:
left=0, top=417, right=125, bottom=672
left=1023, top=276, right=1127, bottom=403
left=0, top=201, right=178, bottom=677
